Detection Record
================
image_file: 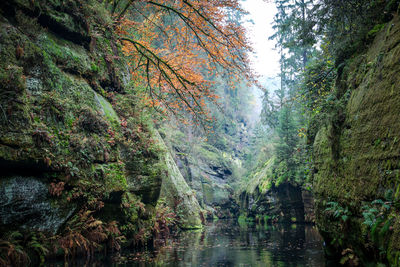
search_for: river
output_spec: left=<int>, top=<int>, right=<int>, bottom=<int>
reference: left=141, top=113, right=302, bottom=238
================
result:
left=47, top=220, right=328, bottom=266
left=108, top=220, right=327, bottom=267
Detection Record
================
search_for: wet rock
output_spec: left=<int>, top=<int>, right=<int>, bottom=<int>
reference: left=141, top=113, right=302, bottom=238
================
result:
left=312, top=15, right=400, bottom=265
left=240, top=183, right=306, bottom=223
left=155, top=132, right=203, bottom=229
left=171, top=139, right=239, bottom=218
left=301, top=189, right=315, bottom=223
left=0, top=176, right=75, bottom=234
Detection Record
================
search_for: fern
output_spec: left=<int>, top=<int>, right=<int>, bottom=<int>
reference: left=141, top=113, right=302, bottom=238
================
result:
left=371, top=218, right=383, bottom=242
left=379, top=218, right=392, bottom=236
left=362, top=198, right=394, bottom=258
left=325, top=201, right=351, bottom=222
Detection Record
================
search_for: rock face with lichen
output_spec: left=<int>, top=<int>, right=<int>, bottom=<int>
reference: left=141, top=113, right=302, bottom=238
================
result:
left=0, top=176, right=76, bottom=234
left=160, top=125, right=243, bottom=219
left=238, top=157, right=312, bottom=224
left=239, top=184, right=308, bottom=224
left=156, top=132, right=203, bottom=229
left=0, top=0, right=201, bottom=247
left=312, top=15, right=400, bottom=266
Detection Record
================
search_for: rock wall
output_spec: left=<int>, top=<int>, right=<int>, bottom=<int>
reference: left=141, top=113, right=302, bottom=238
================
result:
left=0, top=0, right=201, bottom=253
left=0, top=176, right=75, bottom=234
left=238, top=158, right=314, bottom=224
left=155, top=132, right=203, bottom=229
left=239, top=182, right=312, bottom=224
left=312, top=14, right=400, bottom=266
left=160, top=126, right=242, bottom=219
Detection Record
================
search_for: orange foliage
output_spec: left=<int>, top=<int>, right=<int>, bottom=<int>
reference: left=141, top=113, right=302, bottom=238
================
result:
left=115, top=0, right=255, bottom=127
left=49, top=181, right=65, bottom=197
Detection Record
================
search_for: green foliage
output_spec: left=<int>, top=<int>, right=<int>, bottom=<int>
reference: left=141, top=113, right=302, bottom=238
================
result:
left=238, top=214, right=254, bottom=228
left=270, top=0, right=316, bottom=82
left=27, top=233, right=48, bottom=265
left=362, top=199, right=391, bottom=227
left=355, top=190, right=397, bottom=262
left=324, top=201, right=351, bottom=222
left=362, top=197, right=393, bottom=251
left=0, top=231, right=52, bottom=266
left=301, top=52, right=336, bottom=116
left=260, top=83, right=279, bottom=128
left=368, top=24, right=386, bottom=39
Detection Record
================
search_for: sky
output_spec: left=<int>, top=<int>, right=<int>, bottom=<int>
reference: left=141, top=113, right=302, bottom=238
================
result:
left=241, top=0, right=280, bottom=78
left=239, top=0, right=280, bottom=121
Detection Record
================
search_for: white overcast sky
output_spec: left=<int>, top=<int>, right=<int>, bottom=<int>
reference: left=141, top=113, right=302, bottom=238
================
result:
left=241, top=0, right=280, bottom=78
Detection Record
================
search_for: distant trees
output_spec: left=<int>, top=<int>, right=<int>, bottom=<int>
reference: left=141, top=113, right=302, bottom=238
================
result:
left=269, top=0, right=316, bottom=93
left=257, top=0, right=316, bottom=186
left=256, top=0, right=399, bottom=187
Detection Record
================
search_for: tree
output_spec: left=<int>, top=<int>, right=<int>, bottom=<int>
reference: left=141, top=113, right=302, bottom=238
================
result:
left=255, top=0, right=317, bottom=186
left=106, top=0, right=255, bottom=127
left=274, top=104, right=299, bottom=184
left=260, top=77, right=282, bottom=129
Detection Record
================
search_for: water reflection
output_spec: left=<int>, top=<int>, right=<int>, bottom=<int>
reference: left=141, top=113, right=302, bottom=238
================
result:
left=121, top=220, right=326, bottom=267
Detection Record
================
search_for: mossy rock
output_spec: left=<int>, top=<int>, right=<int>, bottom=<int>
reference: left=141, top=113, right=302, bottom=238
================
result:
left=0, top=0, right=166, bottom=248
left=155, top=132, right=203, bottom=229
left=313, top=15, right=400, bottom=266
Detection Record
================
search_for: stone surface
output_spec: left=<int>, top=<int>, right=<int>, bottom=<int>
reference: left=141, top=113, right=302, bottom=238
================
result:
left=0, top=0, right=203, bottom=243
left=156, top=132, right=203, bottom=229
left=301, top=189, right=315, bottom=223
left=162, top=128, right=241, bottom=219
left=240, top=182, right=306, bottom=223
left=0, top=176, right=75, bottom=234
left=238, top=155, right=311, bottom=223
left=312, top=15, right=400, bottom=266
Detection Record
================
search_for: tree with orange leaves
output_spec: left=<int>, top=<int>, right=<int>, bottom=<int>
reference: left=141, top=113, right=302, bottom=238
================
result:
left=106, top=0, right=255, bottom=127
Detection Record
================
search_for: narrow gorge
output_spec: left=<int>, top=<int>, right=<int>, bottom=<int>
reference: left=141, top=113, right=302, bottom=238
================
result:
left=1, top=0, right=400, bottom=266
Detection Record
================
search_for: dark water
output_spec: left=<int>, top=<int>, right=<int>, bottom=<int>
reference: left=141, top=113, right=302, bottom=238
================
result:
left=113, top=220, right=326, bottom=267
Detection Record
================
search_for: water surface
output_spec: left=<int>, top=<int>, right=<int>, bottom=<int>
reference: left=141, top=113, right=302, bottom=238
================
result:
left=119, top=220, right=326, bottom=267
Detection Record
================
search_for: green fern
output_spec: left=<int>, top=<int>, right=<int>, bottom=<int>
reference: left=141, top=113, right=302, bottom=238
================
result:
left=325, top=201, right=351, bottom=222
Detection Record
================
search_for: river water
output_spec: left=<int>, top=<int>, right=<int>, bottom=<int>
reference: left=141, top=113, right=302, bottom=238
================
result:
left=111, top=220, right=327, bottom=267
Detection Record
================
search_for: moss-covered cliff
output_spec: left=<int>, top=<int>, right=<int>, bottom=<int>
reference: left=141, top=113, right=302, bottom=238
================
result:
left=237, top=156, right=314, bottom=224
left=160, top=123, right=243, bottom=219
left=0, top=0, right=202, bottom=264
left=312, top=14, right=400, bottom=266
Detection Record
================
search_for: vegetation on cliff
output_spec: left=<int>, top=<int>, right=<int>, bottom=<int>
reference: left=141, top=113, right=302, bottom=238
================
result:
left=241, top=0, right=400, bottom=266
left=0, top=0, right=255, bottom=265
left=2, top=0, right=400, bottom=266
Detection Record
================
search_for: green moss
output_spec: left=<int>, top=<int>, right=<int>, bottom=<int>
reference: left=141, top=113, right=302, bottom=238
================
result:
left=202, top=183, right=214, bottom=203
left=91, top=63, right=99, bottom=73
left=242, top=157, right=274, bottom=195
left=38, top=33, right=91, bottom=75
left=197, top=143, right=226, bottom=165
left=94, top=92, right=119, bottom=123
left=313, top=15, right=400, bottom=266
left=238, top=214, right=254, bottom=228
left=102, top=162, right=127, bottom=192
left=368, top=24, right=386, bottom=39
left=121, top=192, right=143, bottom=224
